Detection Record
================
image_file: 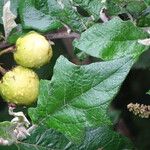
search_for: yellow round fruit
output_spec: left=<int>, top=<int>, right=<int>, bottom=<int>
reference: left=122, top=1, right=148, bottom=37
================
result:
left=0, top=66, right=39, bottom=105
left=14, top=31, right=53, bottom=68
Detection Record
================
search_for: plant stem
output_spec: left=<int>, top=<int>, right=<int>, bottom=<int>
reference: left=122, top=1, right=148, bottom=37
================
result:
left=0, top=46, right=15, bottom=57
left=46, top=31, right=80, bottom=40
left=0, top=31, right=80, bottom=53
left=0, top=66, right=7, bottom=75
left=0, top=41, right=12, bottom=49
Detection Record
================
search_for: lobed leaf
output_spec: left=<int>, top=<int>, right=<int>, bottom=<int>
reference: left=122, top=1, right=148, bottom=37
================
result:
left=29, top=55, right=134, bottom=142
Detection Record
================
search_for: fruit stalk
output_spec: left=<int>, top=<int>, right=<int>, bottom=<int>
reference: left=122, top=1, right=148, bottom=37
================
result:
left=0, top=41, right=12, bottom=49
left=0, top=65, right=7, bottom=75
left=0, top=46, right=15, bottom=57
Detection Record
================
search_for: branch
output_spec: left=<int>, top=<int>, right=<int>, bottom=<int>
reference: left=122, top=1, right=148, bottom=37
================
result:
left=0, top=41, right=12, bottom=49
left=46, top=31, right=80, bottom=40
left=0, top=65, right=7, bottom=75
left=0, top=45, right=15, bottom=56
left=0, top=31, right=80, bottom=59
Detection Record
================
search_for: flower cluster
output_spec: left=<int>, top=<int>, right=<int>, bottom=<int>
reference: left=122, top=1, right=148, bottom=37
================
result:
left=127, top=103, right=150, bottom=118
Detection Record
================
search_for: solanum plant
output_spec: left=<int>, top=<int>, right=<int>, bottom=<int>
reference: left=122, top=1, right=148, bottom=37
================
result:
left=0, top=0, right=150, bottom=150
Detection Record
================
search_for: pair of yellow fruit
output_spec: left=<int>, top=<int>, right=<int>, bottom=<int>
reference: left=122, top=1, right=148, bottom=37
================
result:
left=0, top=31, right=53, bottom=105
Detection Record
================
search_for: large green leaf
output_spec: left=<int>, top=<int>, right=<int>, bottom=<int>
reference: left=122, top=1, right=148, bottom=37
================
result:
left=74, top=17, right=149, bottom=60
left=28, top=55, right=134, bottom=142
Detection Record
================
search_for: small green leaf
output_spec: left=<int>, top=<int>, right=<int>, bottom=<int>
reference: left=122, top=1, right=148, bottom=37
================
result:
left=107, top=0, right=147, bottom=18
left=106, top=0, right=125, bottom=16
left=29, top=55, right=134, bottom=142
left=47, top=0, right=90, bottom=32
left=74, top=17, right=149, bottom=60
left=72, top=0, right=104, bottom=20
left=19, top=0, right=62, bottom=32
